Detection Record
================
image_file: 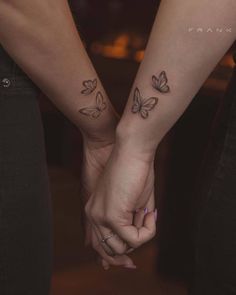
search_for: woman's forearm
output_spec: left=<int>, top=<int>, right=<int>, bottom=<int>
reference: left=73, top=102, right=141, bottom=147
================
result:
left=116, top=0, right=236, bottom=159
left=0, top=0, right=117, bottom=145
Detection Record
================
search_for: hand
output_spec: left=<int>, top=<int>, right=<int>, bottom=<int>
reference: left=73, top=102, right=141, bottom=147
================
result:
left=85, top=142, right=157, bottom=257
left=80, top=139, right=136, bottom=270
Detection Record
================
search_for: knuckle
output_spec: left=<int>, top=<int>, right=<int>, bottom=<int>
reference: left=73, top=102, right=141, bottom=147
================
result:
left=85, top=207, right=101, bottom=224
left=89, top=211, right=98, bottom=222
left=103, top=212, right=116, bottom=226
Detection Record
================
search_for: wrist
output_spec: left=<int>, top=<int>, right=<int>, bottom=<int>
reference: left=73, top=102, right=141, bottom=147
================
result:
left=82, top=124, right=117, bottom=151
left=82, top=129, right=115, bottom=150
left=81, top=105, right=119, bottom=150
left=115, top=120, right=157, bottom=163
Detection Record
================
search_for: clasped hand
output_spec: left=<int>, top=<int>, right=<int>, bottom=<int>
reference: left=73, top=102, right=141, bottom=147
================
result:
left=81, top=131, right=157, bottom=270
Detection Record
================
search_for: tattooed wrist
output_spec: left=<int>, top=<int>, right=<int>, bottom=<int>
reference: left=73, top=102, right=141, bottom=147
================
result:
left=131, top=71, right=170, bottom=119
left=115, top=124, right=157, bottom=162
left=77, top=77, right=117, bottom=146
left=78, top=78, right=107, bottom=119
left=79, top=91, right=107, bottom=119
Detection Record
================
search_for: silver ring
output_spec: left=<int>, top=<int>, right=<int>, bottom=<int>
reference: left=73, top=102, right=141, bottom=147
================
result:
left=101, top=233, right=116, bottom=244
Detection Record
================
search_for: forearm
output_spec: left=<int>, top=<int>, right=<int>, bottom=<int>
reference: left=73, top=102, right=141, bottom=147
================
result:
left=117, top=0, right=236, bottom=158
left=0, top=0, right=117, bottom=145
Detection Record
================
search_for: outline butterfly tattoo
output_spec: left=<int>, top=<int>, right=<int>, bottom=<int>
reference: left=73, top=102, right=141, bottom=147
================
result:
left=79, top=91, right=107, bottom=119
left=81, top=78, right=97, bottom=95
left=152, top=71, right=170, bottom=93
left=131, top=87, right=158, bottom=119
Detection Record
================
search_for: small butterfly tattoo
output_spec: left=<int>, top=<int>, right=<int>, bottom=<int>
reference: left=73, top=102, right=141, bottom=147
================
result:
left=131, top=87, right=158, bottom=119
left=79, top=92, right=107, bottom=119
left=81, top=79, right=97, bottom=95
left=152, top=71, right=170, bottom=93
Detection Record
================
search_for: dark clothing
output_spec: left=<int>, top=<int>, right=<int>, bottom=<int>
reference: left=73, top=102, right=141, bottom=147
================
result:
left=191, top=57, right=236, bottom=294
left=0, top=46, right=52, bottom=295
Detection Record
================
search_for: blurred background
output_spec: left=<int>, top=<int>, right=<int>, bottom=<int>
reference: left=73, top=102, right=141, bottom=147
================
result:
left=37, top=1, right=236, bottom=294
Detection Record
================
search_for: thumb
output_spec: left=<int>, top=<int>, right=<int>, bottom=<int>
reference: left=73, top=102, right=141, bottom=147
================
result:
left=112, top=210, right=156, bottom=249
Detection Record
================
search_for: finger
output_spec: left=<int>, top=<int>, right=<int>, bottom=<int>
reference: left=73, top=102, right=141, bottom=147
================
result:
left=134, top=191, right=156, bottom=228
left=112, top=256, right=137, bottom=269
left=146, top=192, right=158, bottom=223
left=145, top=191, right=155, bottom=212
left=91, top=228, right=136, bottom=268
left=112, top=210, right=157, bottom=249
left=133, top=207, right=148, bottom=229
left=126, top=248, right=135, bottom=254
left=133, top=191, right=155, bottom=229
left=101, top=258, right=110, bottom=270
left=100, top=256, right=136, bottom=270
left=98, top=225, right=129, bottom=256
left=97, top=256, right=110, bottom=270
left=92, top=225, right=115, bottom=257
left=91, top=228, right=115, bottom=263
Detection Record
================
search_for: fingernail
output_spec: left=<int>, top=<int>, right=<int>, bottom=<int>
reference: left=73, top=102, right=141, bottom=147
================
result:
left=144, top=207, right=148, bottom=215
left=103, top=266, right=110, bottom=271
left=154, top=209, right=158, bottom=222
left=135, top=208, right=140, bottom=213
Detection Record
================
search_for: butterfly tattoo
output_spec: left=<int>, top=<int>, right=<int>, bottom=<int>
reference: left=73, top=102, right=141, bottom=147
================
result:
left=79, top=91, right=107, bottom=119
left=81, top=79, right=97, bottom=95
left=152, top=71, right=170, bottom=93
left=131, top=87, right=158, bottom=119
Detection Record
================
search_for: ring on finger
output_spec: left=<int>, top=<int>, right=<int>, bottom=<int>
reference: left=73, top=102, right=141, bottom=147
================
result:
left=102, top=233, right=130, bottom=256
left=100, top=233, right=116, bottom=244
left=100, top=239, right=116, bottom=257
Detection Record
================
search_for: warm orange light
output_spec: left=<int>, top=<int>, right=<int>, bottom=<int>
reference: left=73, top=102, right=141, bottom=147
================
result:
left=102, top=45, right=128, bottom=59
left=90, top=32, right=145, bottom=62
left=114, top=34, right=129, bottom=47
left=90, top=34, right=130, bottom=60
left=221, top=53, right=235, bottom=68
left=134, top=50, right=145, bottom=63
